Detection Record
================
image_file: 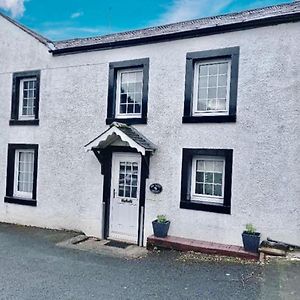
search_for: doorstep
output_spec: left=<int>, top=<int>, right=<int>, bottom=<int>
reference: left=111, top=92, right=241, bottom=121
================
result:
left=57, top=236, right=148, bottom=259
left=147, top=235, right=259, bottom=260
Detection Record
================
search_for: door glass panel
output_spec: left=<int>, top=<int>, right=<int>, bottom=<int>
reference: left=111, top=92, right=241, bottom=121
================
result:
left=118, top=161, right=139, bottom=198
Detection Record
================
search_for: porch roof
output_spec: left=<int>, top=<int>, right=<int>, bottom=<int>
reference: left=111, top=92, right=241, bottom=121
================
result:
left=84, top=122, right=156, bottom=156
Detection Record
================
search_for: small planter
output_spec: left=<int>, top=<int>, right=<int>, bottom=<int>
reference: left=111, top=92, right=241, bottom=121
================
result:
left=242, top=231, right=261, bottom=253
left=152, top=220, right=170, bottom=238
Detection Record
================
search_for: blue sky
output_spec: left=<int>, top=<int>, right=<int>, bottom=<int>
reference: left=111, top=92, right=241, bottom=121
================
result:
left=0, top=0, right=292, bottom=41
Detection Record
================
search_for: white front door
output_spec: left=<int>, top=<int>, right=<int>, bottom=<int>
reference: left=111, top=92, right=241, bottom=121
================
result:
left=109, top=152, right=141, bottom=243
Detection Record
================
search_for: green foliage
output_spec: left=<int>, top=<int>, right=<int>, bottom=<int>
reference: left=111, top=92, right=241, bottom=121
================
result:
left=245, top=223, right=256, bottom=234
left=157, top=214, right=168, bottom=223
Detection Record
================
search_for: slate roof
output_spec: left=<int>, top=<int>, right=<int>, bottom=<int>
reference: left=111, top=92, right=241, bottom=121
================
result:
left=1, top=2, right=299, bottom=54
left=52, top=2, right=300, bottom=53
left=114, top=123, right=156, bottom=152
left=84, top=122, right=157, bottom=152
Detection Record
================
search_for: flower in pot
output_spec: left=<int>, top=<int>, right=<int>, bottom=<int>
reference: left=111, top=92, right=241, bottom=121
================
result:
left=152, top=215, right=170, bottom=238
left=242, top=223, right=261, bottom=253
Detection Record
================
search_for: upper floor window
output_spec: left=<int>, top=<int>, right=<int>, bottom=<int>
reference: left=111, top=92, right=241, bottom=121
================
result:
left=183, top=47, right=239, bottom=123
left=106, top=58, right=149, bottom=125
left=19, top=78, right=37, bottom=119
left=10, top=70, right=40, bottom=126
left=193, top=59, right=231, bottom=115
left=4, top=144, right=38, bottom=207
left=116, top=68, right=143, bottom=118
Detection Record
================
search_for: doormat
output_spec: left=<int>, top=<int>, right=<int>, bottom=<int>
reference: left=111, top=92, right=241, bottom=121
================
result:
left=105, top=240, right=131, bottom=249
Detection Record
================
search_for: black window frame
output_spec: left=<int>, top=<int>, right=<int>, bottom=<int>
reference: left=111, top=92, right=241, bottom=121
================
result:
left=106, top=58, right=149, bottom=125
left=183, top=47, right=239, bottom=123
left=4, top=144, right=39, bottom=207
left=10, top=70, right=41, bottom=126
left=180, top=148, right=233, bottom=214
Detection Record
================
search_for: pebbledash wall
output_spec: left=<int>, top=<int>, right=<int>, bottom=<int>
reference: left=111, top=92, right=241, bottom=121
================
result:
left=0, top=13, right=299, bottom=246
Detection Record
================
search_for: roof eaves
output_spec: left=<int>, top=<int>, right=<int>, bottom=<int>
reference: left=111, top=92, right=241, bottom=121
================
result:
left=0, top=12, right=54, bottom=50
left=50, top=2, right=300, bottom=55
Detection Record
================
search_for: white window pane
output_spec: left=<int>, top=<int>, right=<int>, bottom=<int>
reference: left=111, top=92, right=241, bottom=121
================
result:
left=193, top=157, right=225, bottom=199
left=118, top=69, right=143, bottom=115
left=208, top=76, right=217, bottom=87
left=207, top=99, right=216, bottom=110
left=16, top=151, right=34, bottom=195
left=218, top=63, right=228, bottom=74
left=128, top=83, right=135, bottom=93
left=199, top=77, right=208, bottom=88
left=198, top=88, right=207, bottom=99
left=121, top=72, right=130, bottom=82
left=20, top=79, right=36, bottom=117
left=135, top=93, right=142, bottom=104
left=208, top=88, right=216, bottom=99
left=135, top=82, right=142, bottom=93
left=118, top=161, right=139, bottom=198
left=208, top=64, right=218, bottom=75
left=204, top=161, right=214, bottom=172
left=196, top=160, right=204, bottom=171
left=135, top=71, right=143, bottom=82
left=216, top=99, right=226, bottom=111
left=218, top=74, right=227, bottom=86
left=199, top=65, right=208, bottom=76
left=197, top=100, right=206, bottom=111
left=214, top=161, right=224, bottom=172
left=217, top=87, right=227, bottom=98
left=121, top=82, right=128, bottom=92
left=194, top=60, right=230, bottom=114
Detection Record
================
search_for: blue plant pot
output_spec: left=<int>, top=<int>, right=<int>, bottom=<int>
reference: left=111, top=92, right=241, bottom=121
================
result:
left=152, top=220, right=170, bottom=238
left=242, top=232, right=261, bottom=253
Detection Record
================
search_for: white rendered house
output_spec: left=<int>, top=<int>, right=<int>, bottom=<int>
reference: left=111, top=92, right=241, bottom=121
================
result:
left=0, top=2, right=299, bottom=247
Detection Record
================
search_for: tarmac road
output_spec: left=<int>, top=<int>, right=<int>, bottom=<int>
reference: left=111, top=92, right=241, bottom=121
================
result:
left=0, top=223, right=299, bottom=300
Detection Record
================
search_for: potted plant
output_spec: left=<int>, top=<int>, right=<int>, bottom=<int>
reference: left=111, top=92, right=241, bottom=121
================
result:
left=152, top=215, right=170, bottom=238
left=242, top=223, right=261, bottom=253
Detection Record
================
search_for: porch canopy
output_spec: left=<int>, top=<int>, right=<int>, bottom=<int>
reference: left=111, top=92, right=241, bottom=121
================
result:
left=84, top=122, right=156, bottom=156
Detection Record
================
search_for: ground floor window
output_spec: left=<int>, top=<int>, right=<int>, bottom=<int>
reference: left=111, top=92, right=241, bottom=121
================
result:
left=180, top=148, right=232, bottom=214
left=4, top=144, right=38, bottom=206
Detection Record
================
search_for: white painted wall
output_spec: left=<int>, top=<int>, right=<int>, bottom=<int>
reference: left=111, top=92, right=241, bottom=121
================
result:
left=0, top=15, right=299, bottom=246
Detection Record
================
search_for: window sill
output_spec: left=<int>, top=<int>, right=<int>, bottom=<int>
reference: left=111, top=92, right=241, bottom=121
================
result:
left=9, top=119, right=39, bottom=126
left=180, top=200, right=230, bottom=214
left=106, top=117, right=147, bottom=125
left=4, top=196, right=37, bottom=207
left=182, top=115, right=236, bottom=123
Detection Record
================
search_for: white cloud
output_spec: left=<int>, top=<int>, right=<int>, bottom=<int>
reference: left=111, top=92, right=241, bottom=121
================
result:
left=0, top=0, right=25, bottom=18
left=40, top=26, right=114, bottom=40
left=70, top=11, right=83, bottom=19
left=154, top=0, right=234, bottom=25
left=37, top=19, right=121, bottom=40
